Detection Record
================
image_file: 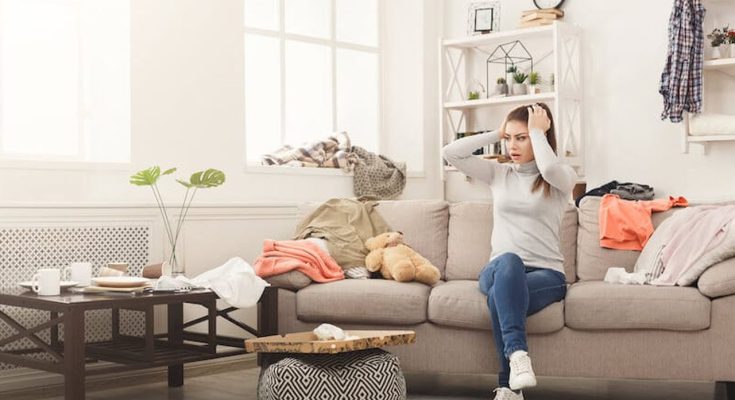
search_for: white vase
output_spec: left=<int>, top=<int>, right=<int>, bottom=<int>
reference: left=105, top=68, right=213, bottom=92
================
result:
left=527, top=84, right=539, bottom=94
left=730, top=43, right=735, bottom=59
left=712, top=46, right=722, bottom=60
left=162, top=259, right=185, bottom=277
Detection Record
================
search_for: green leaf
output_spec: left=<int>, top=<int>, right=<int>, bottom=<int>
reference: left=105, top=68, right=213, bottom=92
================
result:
left=187, top=169, right=225, bottom=189
left=162, top=167, right=177, bottom=176
left=176, top=179, right=193, bottom=188
left=129, top=166, right=161, bottom=186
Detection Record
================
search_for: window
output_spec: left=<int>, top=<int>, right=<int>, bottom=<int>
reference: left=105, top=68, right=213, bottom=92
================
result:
left=0, top=0, right=130, bottom=163
left=244, top=0, right=381, bottom=163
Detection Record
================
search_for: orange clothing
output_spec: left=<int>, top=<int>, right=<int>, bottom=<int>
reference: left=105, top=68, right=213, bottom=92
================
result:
left=253, top=239, right=344, bottom=282
left=599, top=194, right=689, bottom=251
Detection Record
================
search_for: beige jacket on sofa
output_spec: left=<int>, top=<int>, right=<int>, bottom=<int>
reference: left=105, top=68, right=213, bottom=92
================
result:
left=267, top=198, right=735, bottom=385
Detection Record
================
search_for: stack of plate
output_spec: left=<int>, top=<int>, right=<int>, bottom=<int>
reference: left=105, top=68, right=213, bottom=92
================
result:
left=84, top=277, right=152, bottom=292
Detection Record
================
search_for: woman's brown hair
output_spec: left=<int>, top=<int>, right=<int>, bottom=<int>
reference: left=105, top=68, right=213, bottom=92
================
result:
left=503, top=102, right=556, bottom=198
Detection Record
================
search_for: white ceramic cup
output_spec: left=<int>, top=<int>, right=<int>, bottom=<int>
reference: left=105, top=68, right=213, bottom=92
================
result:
left=67, top=262, right=92, bottom=286
left=32, top=268, right=61, bottom=296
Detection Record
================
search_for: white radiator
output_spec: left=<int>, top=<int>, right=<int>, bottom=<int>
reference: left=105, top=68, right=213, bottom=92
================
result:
left=0, top=224, right=151, bottom=370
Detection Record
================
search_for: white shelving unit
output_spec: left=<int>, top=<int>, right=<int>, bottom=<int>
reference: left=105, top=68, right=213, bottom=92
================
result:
left=439, top=21, right=584, bottom=181
left=681, top=57, right=735, bottom=153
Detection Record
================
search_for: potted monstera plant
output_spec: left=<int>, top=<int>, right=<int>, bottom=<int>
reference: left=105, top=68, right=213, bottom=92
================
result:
left=130, top=167, right=226, bottom=276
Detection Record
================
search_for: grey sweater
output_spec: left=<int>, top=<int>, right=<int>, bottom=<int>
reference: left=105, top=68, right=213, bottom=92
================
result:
left=442, top=129, right=578, bottom=274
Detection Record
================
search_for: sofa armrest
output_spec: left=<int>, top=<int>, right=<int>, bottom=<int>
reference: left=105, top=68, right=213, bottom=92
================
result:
left=264, top=271, right=313, bottom=292
left=697, top=257, right=735, bottom=298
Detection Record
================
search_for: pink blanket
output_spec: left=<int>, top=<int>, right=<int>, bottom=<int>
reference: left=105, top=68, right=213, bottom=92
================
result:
left=253, top=239, right=344, bottom=282
left=651, top=205, right=735, bottom=285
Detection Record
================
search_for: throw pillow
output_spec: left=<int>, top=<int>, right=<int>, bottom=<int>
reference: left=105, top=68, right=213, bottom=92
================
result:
left=265, top=270, right=312, bottom=291
left=697, top=257, right=735, bottom=298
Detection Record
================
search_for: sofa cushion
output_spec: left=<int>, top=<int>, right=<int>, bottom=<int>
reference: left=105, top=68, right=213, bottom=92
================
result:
left=298, top=200, right=449, bottom=278
left=445, top=202, right=578, bottom=284
left=697, top=257, right=735, bottom=298
left=576, top=196, right=678, bottom=281
left=427, top=280, right=564, bottom=334
left=559, top=204, right=579, bottom=284
left=565, top=281, right=711, bottom=331
left=445, top=202, right=493, bottom=281
left=373, top=200, right=449, bottom=278
left=296, top=279, right=430, bottom=325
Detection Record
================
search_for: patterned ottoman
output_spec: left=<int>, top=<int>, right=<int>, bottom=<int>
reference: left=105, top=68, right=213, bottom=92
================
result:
left=258, top=348, right=406, bottom=400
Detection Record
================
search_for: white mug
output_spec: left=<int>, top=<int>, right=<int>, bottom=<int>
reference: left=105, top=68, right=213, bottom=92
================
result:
left=67, top=262, right=92, bottom=286
left=32, top=268, right=61, bottom=296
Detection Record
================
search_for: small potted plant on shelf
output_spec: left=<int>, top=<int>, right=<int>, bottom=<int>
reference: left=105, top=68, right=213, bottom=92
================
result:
left=728, top=29, right=735, bottom=58
left=493, top=77, right=508, bottom=96
left=511, top=71, right=528, bottom=95
left=707, top=26, right=727, bottom=59
left=527, top=71, right=541, bottom=94
left=467, top=79, right=486, bottom=100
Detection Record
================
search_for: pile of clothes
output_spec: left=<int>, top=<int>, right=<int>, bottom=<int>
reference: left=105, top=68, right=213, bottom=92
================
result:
left=594, top=186, right=735, bottom=287
left=261, top=132, right=406, bottom=200
left=575, top=180, right=655, bottom=207
left=253, top=198, right=392, bottom=284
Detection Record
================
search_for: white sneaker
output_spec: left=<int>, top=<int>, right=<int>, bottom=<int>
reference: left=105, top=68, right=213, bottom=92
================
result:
left=508, top=350, right=537, bottom=390
left=492, top=387, right=524, bottom=400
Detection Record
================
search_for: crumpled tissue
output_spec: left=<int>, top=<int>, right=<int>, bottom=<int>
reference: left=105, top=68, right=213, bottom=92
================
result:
left=604, top=267, right=647, bottom=285
left=313, top=323, right=359, bottom=341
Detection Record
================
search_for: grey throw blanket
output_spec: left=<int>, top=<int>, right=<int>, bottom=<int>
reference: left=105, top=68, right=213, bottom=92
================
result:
left=261, top=132, right=355, bottom=170
left=351, top=146, right=406, bottom=200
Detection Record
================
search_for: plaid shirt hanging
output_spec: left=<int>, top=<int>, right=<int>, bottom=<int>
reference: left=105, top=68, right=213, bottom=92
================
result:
left=659, top=0, right=706, bottom=123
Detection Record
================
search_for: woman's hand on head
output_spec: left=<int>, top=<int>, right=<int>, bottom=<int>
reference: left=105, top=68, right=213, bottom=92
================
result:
left=527, top=104, right=551, bottom=134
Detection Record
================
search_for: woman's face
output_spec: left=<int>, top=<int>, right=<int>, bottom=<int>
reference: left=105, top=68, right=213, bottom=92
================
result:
left=503, top=119, right=534, bottom=164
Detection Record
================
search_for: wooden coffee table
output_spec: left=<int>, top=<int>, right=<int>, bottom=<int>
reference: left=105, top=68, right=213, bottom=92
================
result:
left=0, top=286, right=278, bottom=400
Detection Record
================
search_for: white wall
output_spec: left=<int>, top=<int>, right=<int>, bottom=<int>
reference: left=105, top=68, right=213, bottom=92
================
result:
left=0, top=0, right=443, bottom=207
left=0, top=0, right=445, bottom=351
left=443, top=0, right=735, bottom=203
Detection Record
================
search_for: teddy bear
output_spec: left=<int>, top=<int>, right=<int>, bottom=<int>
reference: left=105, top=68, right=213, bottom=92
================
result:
left=364, top=231, right=441, bottom=285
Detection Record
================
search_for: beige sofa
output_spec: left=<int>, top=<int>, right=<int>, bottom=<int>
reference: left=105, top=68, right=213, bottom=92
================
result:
left=266, top=198, right=735, bottom=397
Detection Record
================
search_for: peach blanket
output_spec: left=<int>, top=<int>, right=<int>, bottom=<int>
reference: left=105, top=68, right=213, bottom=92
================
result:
left=253, top=239, right=344, bottom=282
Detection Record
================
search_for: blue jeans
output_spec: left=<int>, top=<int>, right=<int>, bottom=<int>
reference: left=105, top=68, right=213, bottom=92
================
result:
left=478, top=252, right=567, bottom=388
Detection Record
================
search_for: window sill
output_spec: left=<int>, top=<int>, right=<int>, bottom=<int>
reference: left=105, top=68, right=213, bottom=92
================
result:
left=0, top=159, right=132, bottom=171
left=245, top=164, right=425, bottom=178
left=245, top=164, right=354, bottom=177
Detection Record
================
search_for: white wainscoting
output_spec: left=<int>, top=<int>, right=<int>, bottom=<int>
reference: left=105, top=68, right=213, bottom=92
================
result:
left=0, top=203, right=299, bottom=388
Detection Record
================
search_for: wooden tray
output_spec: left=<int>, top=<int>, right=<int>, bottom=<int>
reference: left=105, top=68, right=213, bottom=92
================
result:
left=245, top=330, right=416, bottom=354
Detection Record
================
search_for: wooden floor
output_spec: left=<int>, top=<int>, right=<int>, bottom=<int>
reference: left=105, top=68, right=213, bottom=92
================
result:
left=8, top=367, right=724, bottom=400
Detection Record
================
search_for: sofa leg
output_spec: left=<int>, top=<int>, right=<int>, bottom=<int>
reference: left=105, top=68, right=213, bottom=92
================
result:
left=715, top=381, right=735, bottom=400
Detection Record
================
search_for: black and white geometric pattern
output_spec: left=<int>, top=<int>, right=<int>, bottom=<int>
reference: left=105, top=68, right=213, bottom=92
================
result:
left=0, top=225, right=150, bottom=370
left=258, top=348, right=406, bottom=400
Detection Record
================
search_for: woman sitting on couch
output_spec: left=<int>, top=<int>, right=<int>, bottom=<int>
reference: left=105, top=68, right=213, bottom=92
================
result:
left=443, top=103, right=578, bottom=400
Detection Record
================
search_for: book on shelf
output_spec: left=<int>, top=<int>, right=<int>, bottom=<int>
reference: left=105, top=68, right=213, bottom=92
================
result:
left=521, top=8, right=564, bottom=17
left=518, top=19, right=555, bottom=28
left=521, top=12, right=560, bottom=22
